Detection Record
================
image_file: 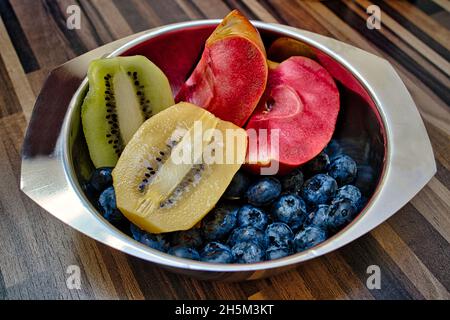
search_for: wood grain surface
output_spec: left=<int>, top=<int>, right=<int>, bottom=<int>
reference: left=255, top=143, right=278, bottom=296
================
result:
left=0, top=0, right=449, bottom=300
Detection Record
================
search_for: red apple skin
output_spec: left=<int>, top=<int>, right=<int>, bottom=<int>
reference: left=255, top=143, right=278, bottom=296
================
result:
left=176, top=10, right=268, bottom=127
left=245, top=56, right=340, bottom=175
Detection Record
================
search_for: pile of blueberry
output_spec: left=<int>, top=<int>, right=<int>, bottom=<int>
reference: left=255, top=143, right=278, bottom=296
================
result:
left=84, top=139, right=368, bottom=264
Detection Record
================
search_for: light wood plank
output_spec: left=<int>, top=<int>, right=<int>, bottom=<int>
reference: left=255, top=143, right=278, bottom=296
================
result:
left=372, top=223, right=450, bottom=300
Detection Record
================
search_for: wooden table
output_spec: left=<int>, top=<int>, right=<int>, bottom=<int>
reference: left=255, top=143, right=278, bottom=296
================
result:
left=0, top=0, right=449, bottom=300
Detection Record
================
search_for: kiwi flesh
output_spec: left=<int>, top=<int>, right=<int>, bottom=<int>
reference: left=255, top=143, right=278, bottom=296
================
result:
left=112, top=102, right=248, bottom=234
left=81, top=56, right=174, bottom=168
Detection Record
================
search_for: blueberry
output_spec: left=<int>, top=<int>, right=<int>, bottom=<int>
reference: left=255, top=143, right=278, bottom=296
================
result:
left=293, top=226, right=327, bottom=252
left=227, top=226, right=265, bottom=248
left=327, top=199, right=357, bottom=233
left=264, top=223, right=294, bottom=249
left=82, top=182, right=98, bottom=201
left=130, top=223, right=170, bottom=252
left=327, top=155, right=357, bottom=185
left=354, top=164, right=376, bottom=195
left=224, top=171, right=252, bottom=200
left=98, top=186, right=125, bottom=225
left=200, top=242, right=234, bottom=263
left=202, top=205, right=238, bottom=241
left=231, top=242, right=265, bottom=263
left=140, top=233, right=171, bottom=252
left=280, top=168, right=304, bottom=194
left=168, top=246, right=200, bottom=260
left=301, top=174, right=337, bottom=206
left=266, top=246, right=291, bottom=260
left=90, top=167, right=114, bottom=192
left=272, top=194, right=307, bottom=232
left=303, top=151, right=330, bottom=177
left=246, top=177, right=282, bottom=207
left=333, top=185, right=362, bottom=208
left=130, top=223, right=144, bottom=241
left=358, top=196, right=368, bottom=211
left=98, top=186, right=117, bottom=215
left=324, top=139, right=343, bottom=161
left=237, top=205, right=268, bottom=231
left=171, top=228, right=203, bottom=248
left=306, top=204, right=330, bottom=229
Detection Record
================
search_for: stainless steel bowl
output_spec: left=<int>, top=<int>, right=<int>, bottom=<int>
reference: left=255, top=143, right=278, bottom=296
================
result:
left=21, top=20, right=435, bottom=281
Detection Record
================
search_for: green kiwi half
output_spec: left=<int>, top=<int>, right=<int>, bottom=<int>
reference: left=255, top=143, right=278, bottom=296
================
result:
left=81, top=56, right=174, bottom=168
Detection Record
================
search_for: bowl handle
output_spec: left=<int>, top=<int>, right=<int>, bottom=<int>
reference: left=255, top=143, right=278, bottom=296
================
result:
left=19, top=28, right=185, bottom=267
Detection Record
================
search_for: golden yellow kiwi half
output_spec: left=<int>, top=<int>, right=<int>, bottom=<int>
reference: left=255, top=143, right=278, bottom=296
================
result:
left=112, top=102, right=248, bottom=233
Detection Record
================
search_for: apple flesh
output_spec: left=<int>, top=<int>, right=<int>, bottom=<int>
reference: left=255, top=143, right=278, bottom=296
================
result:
left=245, top=56, right=340, bottom=175
left=176, top=10, right=268, bottom=127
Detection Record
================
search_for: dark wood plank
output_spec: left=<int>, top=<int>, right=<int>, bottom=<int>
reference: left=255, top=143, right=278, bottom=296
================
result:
left=0, top=56, right=21, bottom=117
left=0, top=0, right=39, bottom=73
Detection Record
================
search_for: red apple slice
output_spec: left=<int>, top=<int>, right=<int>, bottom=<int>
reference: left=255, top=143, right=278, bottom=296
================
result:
left=175, top=10, right=268, bottom=127
left=245, top=56, right=340, bottom=175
